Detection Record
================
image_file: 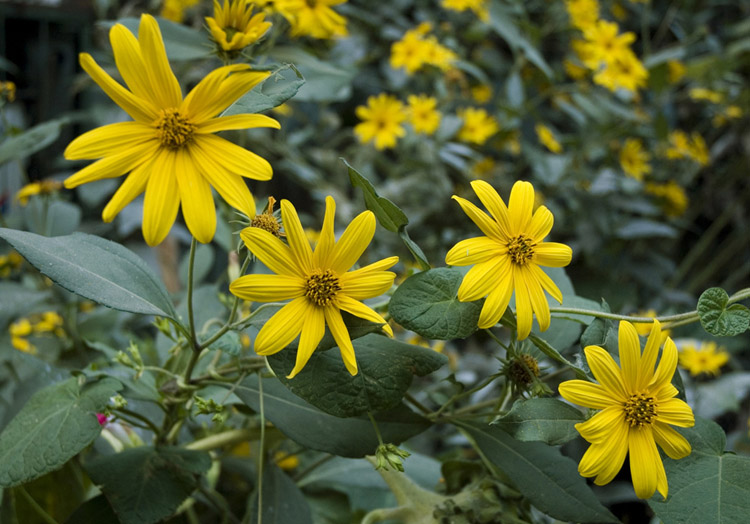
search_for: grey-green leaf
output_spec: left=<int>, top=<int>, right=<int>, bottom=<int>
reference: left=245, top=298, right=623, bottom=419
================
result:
left=458, top=421, right=618, bottom=523
left=344, top=159, right=408, bottom=232
left=492, top=398, right=585, bottom=445
left=0, top=118, right=69, bottom=166
left=0, top=229, right=178, bottom=320
left=85, top=446, right=211, bottom=524
left=249, top=464, right=313, bottom=524
left=231, top=376, right=430, bottom=458
left=390, top=267, right=483, bottom=340
left=0, top=377, right=122, bottom=488
left=223, top=64, right=305, bottom=115
left=267, top=333, right=447, bottom=417
left=649, top=417, right=750, bottom=524
left=697, top=287, right=750, bottom=336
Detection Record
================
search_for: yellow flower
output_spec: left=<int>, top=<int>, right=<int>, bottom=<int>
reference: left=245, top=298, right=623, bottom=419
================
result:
left=593, top=50, right=648, bottom=92
left=582, top=20, right=636, bottom=69
left=688, top=87, right=723, bottom=104
left=665, top=130, right=709, bottom=166
left=274, top=451, right=300, bottom=470
left=619, top=138, right=651, bottom=181
left=565, top=0, right=600, bottom=31
left=441, top=0, right=489, bottom=21
left=667, top=60, right=686, bottom=83
left=632, top=309, right=670, bottom=340
left=422, top=37, right=458, bottom=71
left=472, top=156, right=496, bottom=178
left=678, top=341, right=729, bottom=377
left=0, top=81, right=15, bottom=103
left=275, top=0, right=347, bottom=39
left=229, top=197, right=399, bottom=378
left=471, top=85, right=492, bottom=104
left=712, top=105, right=743, bottom=127
left=160, top=0, right=200, bottom=23
left=559, top=321, right=694, bottom=499
left=564, top=59, right=588, bottom=80
left=446, top=181, right=572, bottom=340
left=63, top=14, right=279, bottom=246
left=10, top=318, right=33, bottom=337
left=407, top=94, right=441, bottom=135
left=15, top=179, right=63, bottom=206
left=456, top=108, right=499, bottom=145
left=34, top=311, right=64, bottom=334
left=206, top=0, right=272, bottom=53
left=11, top=336, right=36, bottom=355
left=354, top=93, right=407, bottom=150
left=0, top=252, right=23, bottom=278
left=644, top=181, right=688, bottom=217
left=390, top=30, right=430, bottom=74
left=535, top=124, right=563, bottom=154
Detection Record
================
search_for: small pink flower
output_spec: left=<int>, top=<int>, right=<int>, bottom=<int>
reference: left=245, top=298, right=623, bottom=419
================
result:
left=96, top=413, right=108, bottom=426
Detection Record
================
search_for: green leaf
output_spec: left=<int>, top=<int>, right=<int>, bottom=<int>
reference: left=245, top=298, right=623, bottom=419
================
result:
left=389, top=267, right=483, bottom=340
left=692, top=372, right=750, bottom=419
left=270, top=47, right=355, bottom=102
left=458, top=421, right=618, bottom=523
left=0, top=118, right=69, bottom=166
left=697, top=287, right=750, bottom=336
left=85, top=446, right=211, bottom=524
left=398, top=228, right=431, bottom=271
left=488, top=4, right=552, bottom=78
left=231, top=376, right=431, bottom=458
left=206, top=330, right=242, bottom=356
left=104, top=17, right=209, bottom=61
left=65, top=495, right=118, bottom=524
left=0, top=229, right=178, bottom=320
left=526, top=332, right=587, bottom=379
left=0, top=282, right=50, bottom=328
left=267, top=333, right=447, bottom=417
left=223, top=64, right=304, bottom=116
left=344, top=159, right=408, bottom=232
left=0, top=377, right=122, bottom=488
left=649, top=417, right=750, bottom=523
left=492, top=398, right=585, bottom=445
left=249, top=464, right=313, bottom=524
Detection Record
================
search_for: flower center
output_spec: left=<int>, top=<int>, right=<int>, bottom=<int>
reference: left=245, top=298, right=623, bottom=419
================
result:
left=155, top=109, right=196, bottom=149
left=507, top=235, right=536, bottom=265
left=508, top=354, right=540, bottom=386
left=304, top=269, right=341, bottom=307
left=250, top=213, right=281, bottom=236
left=623, top=393, right=657, bottom=427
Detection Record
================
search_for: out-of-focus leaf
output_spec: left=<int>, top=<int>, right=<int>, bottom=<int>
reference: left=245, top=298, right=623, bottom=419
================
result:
left=270, top=47, right=355, bottom=102
left=492, top=398, right=585, bottom=445
left=0, top=118, right=69, bottom=166
left=615, top=219, right=679, bottom=239
left=65, top=495, right=118, bottom=524
left=248, top=464, right=313, bottom=524
left=488, top=4, right=552, bottom=78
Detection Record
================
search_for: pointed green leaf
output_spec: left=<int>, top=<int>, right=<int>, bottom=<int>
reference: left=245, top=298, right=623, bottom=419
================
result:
left=0, top=118, right=69, bottom=166
left=492, top=398, right=585, bottom=445
left=344, top=159, right=408, bottom=232
left=0, top=377, right=122, bottom=488
left=249, top=464, right=313, bottom=524
left=697, top=287, right=750, bottom=336
left=223, top=64, right=305, bottom=115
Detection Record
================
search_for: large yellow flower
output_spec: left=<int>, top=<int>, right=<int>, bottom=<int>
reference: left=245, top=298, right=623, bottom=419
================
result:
left=230, top=197, right=398, bottom=378
left=63, top=14, right=280, bottom=246
left=559, top=321, right=695, bottom=499
left=445, top=180, right=572, bottom=340
left=354, top=93, right=407, bottom=150
left=206, top=0, right=272, bottom=52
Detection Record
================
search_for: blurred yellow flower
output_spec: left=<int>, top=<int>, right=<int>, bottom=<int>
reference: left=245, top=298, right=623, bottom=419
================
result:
left=619, top=138, right=651, bottom=181
left=712, top=105, right=743, bottom=127
left=10, top=318, right=33, bottom=338
left=446, top=180, right=572, bottom=339
left=665, top=130, right=709, bottom=166
left=471, top=85, right=492, bottom=104
left=667, top=60, right=686, bottom=83
left=633, top=310, right=670, bottom=342
left=472, top=156, right=496, bottom=178
left=456, top=107, right=499, bottom=145
left=206, top=0, right=272, bottom=53
left=593, top=50, right=648, bottom=92
left=559, top=321, right=694, bottom=499
left=422, top=37, right=458, bottom=71
left=407, top=94, right=441, bottom=135
left=34, top=311, right=65, bottom=336
left=230, top=197, right=398, bottom=378
left=688, top=87, right=723, bottom=104
left=565, top=0, right=600, bottom=31
left=390, top=30, right=430, bottom=74
left=354, top=93, right=406, bottom=150
left=0, top=252, right=23, bottom=278
left=276, top=0, right=347, bottom=39
left=406, top=334, right=446, bottom=353
left=535, top=124, right=563, bottom=154
left=160, top=0, right=200, bottom=23
left=63, top=14, right=279, bottom=246
left=441, top=0, right=489, bottom=21
left=15, top=179, right=63, bottom=206
left=645, top=181, right=688, bottom=217
left=274, top=451, right=300, bottom=470
left=678, top=341, right=729, bottom=377
left=0, top=81, right=15, bottom=103
left=582, top=20, right=636, bottom=69
left=564, top=59, right=588, bottom=80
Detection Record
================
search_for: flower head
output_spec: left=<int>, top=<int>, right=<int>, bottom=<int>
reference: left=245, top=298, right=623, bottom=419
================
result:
left=565, top=0, right=600, bottom=31
left=644, top=181, right=688, bottom=217
left=620, top=138, right=651, bottom=181
left=407, top=94, right=441, bottom=135
left=229, top=197, right=398, bottom=378
left=206, top=0, right=272, bottom=53
left=456, top=108, right=499, bottom=145
left=441, top=0, right=489, bottom=20
left=63, top=14, right=280, bottom=246
left=446, top=180, right=572, bottom=339
left=678, top=340, right=729, bottom=377
left=275, top=0, right=347, bottom=39
left=160, top=0, right=200, bottom=23
left=535, top=124, right=563, bottom=154
left=354, top=94, right=407, bottom=150
left=15, top=179, right=63, bottom=206
left=559, top=321, right=695, bottom=499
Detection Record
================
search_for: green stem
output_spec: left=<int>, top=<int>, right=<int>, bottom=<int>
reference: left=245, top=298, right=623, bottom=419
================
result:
left=403, top=392, right=433, bottom=416
left=293, top=454, right=335, bottom=482
left=17, top=486, right=59, bottom=524
left=549, top=307, right=697, bottom=323
left=185, top=428, right=258, bottom=451
left=256, top=371, right=265, bottom=524
left=183, top=237, right=202, bottom=383
left=113, top=408, right=160, bottom=434
left=367, top=411, right=384, bottom=446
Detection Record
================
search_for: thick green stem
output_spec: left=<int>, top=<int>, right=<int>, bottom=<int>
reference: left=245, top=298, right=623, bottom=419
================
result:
left=114, top=407, right=160, bottom=434
left=185, top=428, right=257, bottom=451
left=549, top=307, right=696, bottom=323
left=368, top=411, right=385, bottom=445
left=183, top=237, right=202, bottom=383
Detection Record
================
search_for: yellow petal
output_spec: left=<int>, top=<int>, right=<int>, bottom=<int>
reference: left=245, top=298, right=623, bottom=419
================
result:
left=527, top=264, right=563, bottom=304
left=329, top=211, right=376, bottom=274
left=451, top=195, right=504, bottom=240
left=656, top=398, right=695, bottom=427
left=175, top=149, right=216, bottom=244
left=229, top=274, right=305, bottom=302
left=142, top=151, right=179, bottom=246
left=514, top=267, right=533, bottom=340
left=340, top=271, right=395, bottom=300
left=508, top=181, right=534, bottom=236
left=458, top=256, right=509, bottom=302
left=638, top=319, right=662, bottom=391
left=78, top=53, right=158, bottom=122
left=445, top=236, right=506, bottom=266
left=528, top=205, right=554, bottom=242
left=343, top=256, right=399, bottom=280
left=651, top=337, right=678, bottom=390
left=534, top=242, right=572, bottom=267
left=313, top=196, right=336, bottom=268
left=189, top=139, right=255, bottom=216
left=524, top=268, right=551, bottom=332
left=240, top=227, right=300, bottom=277
left=254, top=297, right=307, bottom=355
left=575, top=405, right=622, bottom=443
left=336, top=295, right=390, bottom=336
left=281, top=199, right=314, bottom=274
left=470, top=180, right=512, bottom=237
left=477, top=267, right=513, bottom=329
left=628, top=426, right=660, bottom=499
left=287, top=305, right=325, bottom=379
left=182, top=64, right=248, bottom=118
left=188, top=69, right=270, bottom=123
left=618, top=320, right=641, bottom=394
left=138, top=14, right=182, bottom=109
left=584, top=345, right=628, bottom=400
left=64, top=141, right=159, bottom=188
left=64, top=122, right=153, bottom=160
left=194, top=134, right=272, bottom=181
left=324, top=306, right=357, bottom=375
left=652, top=422, right=691, bottom=459
left=592, top=420, right=629, bottom=485
left=197, top=114, right=281, bottom=134
left=109, top=24, right=152, bottom=101
left=558, top=380, right=616, bottom=409
left=102, top=153, right=156, bottom=222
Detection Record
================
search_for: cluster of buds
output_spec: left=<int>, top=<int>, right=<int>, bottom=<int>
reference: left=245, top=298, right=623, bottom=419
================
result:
left=374, top=443, right=411, bottom=472
left=115, top=341, right=145, bottom=379
left=194, top=395, right=226, bottom=424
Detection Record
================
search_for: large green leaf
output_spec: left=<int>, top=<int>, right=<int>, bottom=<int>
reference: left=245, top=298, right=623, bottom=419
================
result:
left=0, top=118, right=69, bottom=166
left=249, top=464, right=313, bottom=524
left=85, top=446, right=211, bottom=524
left=649, top=417, right=750, bottom=523
left=65, top=495, right=119, bottom=524
left=0, top=229, right=178, bottom=320
left=488, top=4, right=552, bottom=78
left=231, top=376, right=431, bottom=458
left=492, top=398, right=585, bottom=445
left=697, top=287, right=750, bottom=337
left=0, top=377, right=122, bottom=488
left=389, top=267, right=483, bottom=340
left=458, top=421, right=618, bottom=523
left=223, top=64, right=305, bottom=115
left=268, top=333, right=447, bottom=417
